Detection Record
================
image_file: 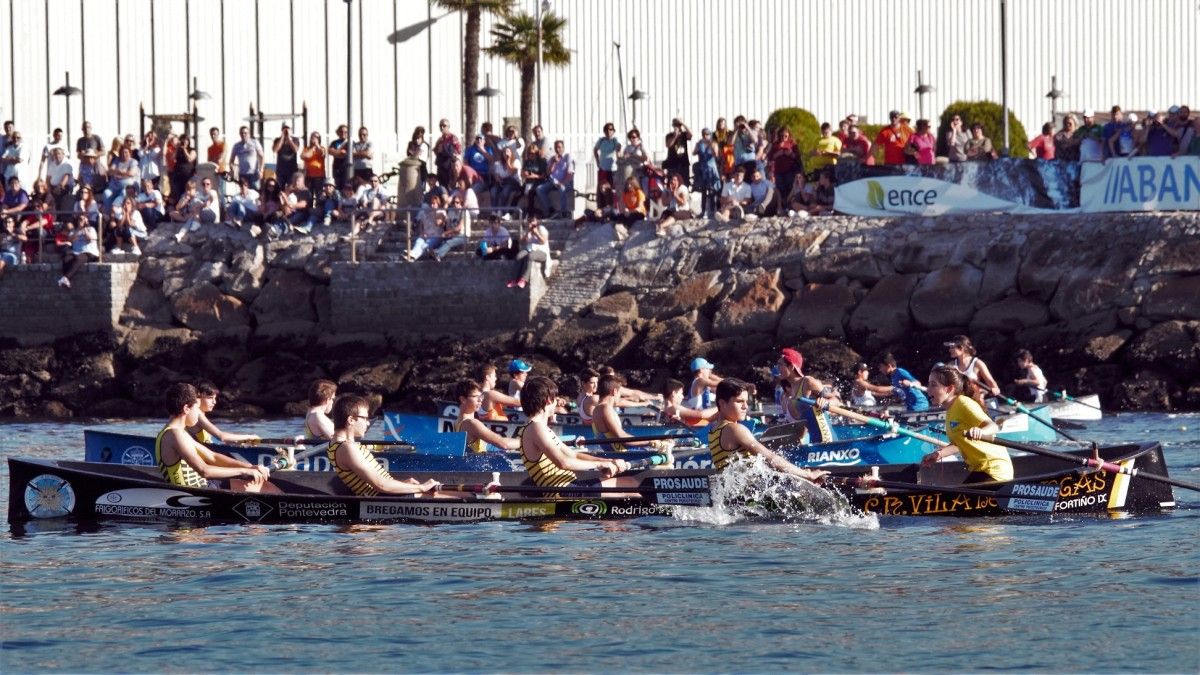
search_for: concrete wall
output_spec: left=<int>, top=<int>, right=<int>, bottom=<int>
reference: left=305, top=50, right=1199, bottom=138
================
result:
left=329, top=259, right=548, bottom=334
left=0, top=262, right=138, bottom=339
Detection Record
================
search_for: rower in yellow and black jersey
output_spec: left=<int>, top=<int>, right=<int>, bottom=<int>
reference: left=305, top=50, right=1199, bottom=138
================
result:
left=590, top=373, right=675, bottom=456
left=776, top=348, right=839, bottom=443
left=156, top=382, right=280, bottom=493
left=518, top=375, right=644, bottom=490
left=328, top=394, right=471, bottom=497
left=453, top=380, right=521, bottom=454
left=183, top=381, right=261, bottom=446
left=708, top=379, right=830, bottom=483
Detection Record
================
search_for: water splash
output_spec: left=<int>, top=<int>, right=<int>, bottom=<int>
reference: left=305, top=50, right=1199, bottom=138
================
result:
left=671, top=456, right=878, bottom=529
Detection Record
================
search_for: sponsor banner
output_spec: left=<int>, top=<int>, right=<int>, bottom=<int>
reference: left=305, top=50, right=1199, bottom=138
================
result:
left=834, top=176, right=1063, bottom=216
left=1079, top=156, right=1200, bottom=212
left=359, top=501, right=499, bottom=522
left=833, top=157, right=1080, bottom=210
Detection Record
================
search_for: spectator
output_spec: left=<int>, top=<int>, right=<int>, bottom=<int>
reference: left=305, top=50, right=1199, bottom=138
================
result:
left=621, top=128, right=649, bottom=179
left=732, top=116, right=757, bottom=173
left=2, top=176, right=29, bottom=217
left=965, top=123, right=997, bottom=161
left=944, top=114, right=969, bottom=162
left=496, top=125, right=524, bottom=159
left=56, top=215, right=100, bottom=289
left=331, top=182, right=359, bottom=224
left=842, top=125, right=874, bottom=165
left=520, top=144, right=549, bottom=215
left=73, top=185, right=101, bottom=226
left=75, top=121, right=104, bottom=161
left=104, top=137, right=122, bottom=167
left=329, top=125, right=351, bottom=189
left=834, top=118, right=851, bottom=145
left=301, top=131, right=327, bottom=197
left=767, top=127, right=802, bottom=201
left=0, top=120, right=11, bottom=155
left=477, top=216, right=514, bottom=260
left=136, top=177, right=165, bottom=230
left=169, top=181, right=200, bottom=230
left=0, top=130, right=26, bottom=182
left=506, top=216, right=550, bottom=289
left=272, top=123, right=300, bottom=189
left=226, top=177, right=261, bottom=228
left=905, top=119, right=937, bottom=165
left=207, top=127, right=228, bottom=176
left=76, top=149, right=103, bottom=194
left=491, top=146, right=522, bottom=208
left=573, top=183, right=618, bottom=230
left=810, top=170, right=835, bottom=214
left=1107, top=113, right=1137, bottom=158
left=714, top=165, right=751, bottom=222
left=139, top=131, right=164, bottom=186
left=592, top=122, right=622, bottom=195
left=713, top=117, right=735, bottom=177
left=231, top=126, right=264, bottom=189
left=352, top=126, right=374, bottom=181
left=464, top=134, right=492, bottom=191
left=875, top=111, right=913, bottom=166
left=1101, top=105, right=1125, bottom=158
left=257, top=177, right=288, bottom=238
left=110, top=194, right=147, bottom=255
left=37, top=128, right=67, bottom=180
left=448, top=156, right=481, bottom=196
left=1178, top=115, right=1200, bottom=158
left=103, top=145, right=140, bottom=209
left=168, top=135, right=197, bottom=202
left=408, top=193, right=448, bottom=261
left=692, top=127, right=721, bottom=217
left=356, top=174, right=388, bottom=225
left=1027, top=122, right=1056, bottom=160
left=432, top=191, right=471, bottom=261
left=528, top=124, right=549, bottom=156
left=479, top=121, right=501, bottom=154
left=310, top=181, right=337, bottom=227
left=746, top=166, right=776, bottom=219
left=198, top=176, right=221, bottom=226
left=663, top=118, right=692, bottom=185
left=433, top=118, right=462, bottom=187
left=810, top=122, right=843, bottom=171
left=451, top=175, right=479, bottom=219
left=0, top=214, right=24, bottom=275
left=1075, top=109, right=1105, bottom=162
left=655, top=172, right=694, bottom=236
left=1143, top=111, right=1175, bottom=157
left=109, top=183, right=139, bottom=220
left=1054, top=116, right=1081, bottom=161
left=422, top=171, right=448, bottom=205
left=785, top=172, right=816, bottom=217
left=613, top=175, right=646, bottom=227
left=749, top=120, right=769, bottom=172
left=538, top=140, right=574, bottom=219
left=47, top=147, right=74, bottom=209
left=280, top=173, right=312, bottom=233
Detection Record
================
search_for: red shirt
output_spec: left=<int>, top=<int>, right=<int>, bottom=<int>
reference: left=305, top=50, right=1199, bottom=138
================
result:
left=875, top=125, right=912, bottom=165
left=1028, top=134, right=1056, bottom=160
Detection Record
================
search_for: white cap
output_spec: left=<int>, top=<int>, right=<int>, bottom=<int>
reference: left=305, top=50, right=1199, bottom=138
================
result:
left=1127, top=113, right=1139, bottom=123
left=1146, top=110, right=1158, bottom=117
left=1083, top=109, right=1095, bottom=117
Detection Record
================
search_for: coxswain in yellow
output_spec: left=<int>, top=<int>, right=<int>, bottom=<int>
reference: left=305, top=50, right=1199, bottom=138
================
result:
left=921, top=366, right=1013, bottom=483
left=519, top=375, right=642, bottom=491
left=591, top=373, right=674, bottom=458
left=305, top=379, right=338, bottom=440
left=453, top=380, right=520, bottom=454
left=709, top=378, right=829, bottom=483
left=184, top=381, right=261, bottom=445
left=156, top=382, right=280, bottom=492
left=328, top=394, right=471, bottom=497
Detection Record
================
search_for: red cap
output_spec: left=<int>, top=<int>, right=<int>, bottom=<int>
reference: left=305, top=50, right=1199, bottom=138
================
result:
left=780, top=348, right=803, bottom=371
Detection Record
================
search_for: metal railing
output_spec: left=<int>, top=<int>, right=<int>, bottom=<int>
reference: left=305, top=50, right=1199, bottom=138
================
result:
left=4, top=207, right=108, bottom=264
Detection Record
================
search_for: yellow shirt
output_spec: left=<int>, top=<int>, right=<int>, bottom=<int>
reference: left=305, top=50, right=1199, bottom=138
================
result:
left=946, top=396, right=1013, bottom=481
left=809, top=136, right=843, bottom=170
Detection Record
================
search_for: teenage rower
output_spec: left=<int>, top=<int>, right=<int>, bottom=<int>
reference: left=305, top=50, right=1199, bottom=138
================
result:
left=576, top=367, right=600, bottom=423
left=329, top=394, right=468, bottom=497
left=305, top=379, right=338, bottom=440
left=709, top=378, right=829, bottom=483
left=597, top=365, right=664, bottom=408
left=661, top=378, right=716, bottom=426
left=869, top=352, right=930, bottom=412
left=518, top=375, right=641, bottom=489
left=156, top=382, right=279, bottom=492
left=590, top=374, right=674, bottom=454
left=920, top=365, right=1013, bottom=483
left=478, top=363, right=520, bottom=421
left=945, top=335, right=1001, bottom=402
left=186, top=381, right=261, bottom=445
left=507, top=358, right=532, bottom=398
left=848, top=363, right=877, bottom=407
left=454, top=380, right=520, bottom=454
left=688, top=357, right=723, bottom=409
left=777, top=347, right=839, bottom=443
left=1011, top=349, right=1048, bottom=403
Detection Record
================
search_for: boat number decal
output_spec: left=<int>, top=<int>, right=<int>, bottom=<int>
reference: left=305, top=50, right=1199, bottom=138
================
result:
left=571, top=501, right=607, bottom=516
left=24, top=474, right=77, bottom=518
left=93, top=488, right=213, bottom=518
left=120, top=445, right=155, bottom=466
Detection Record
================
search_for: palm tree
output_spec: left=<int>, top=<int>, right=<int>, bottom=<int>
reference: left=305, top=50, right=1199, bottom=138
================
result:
left=485, top=10, right=570, bottom=139
left=433, top=0, right=513, bottom=144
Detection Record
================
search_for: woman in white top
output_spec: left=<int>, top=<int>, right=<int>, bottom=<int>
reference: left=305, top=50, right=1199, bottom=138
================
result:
left=491, top=147, right=523, bottom=208
left=57, top=216, right=99, bottom=288
left=945, top=334, right=1001, bottom=403
left=849, top=363, right=877, bottom=407
left=654, top=173, right=694, bottom=236
left=506, top=216, right=550, bottom=289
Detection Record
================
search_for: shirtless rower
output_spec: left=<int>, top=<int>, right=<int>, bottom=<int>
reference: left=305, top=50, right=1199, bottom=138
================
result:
left=661, top=378, right=717, bottom=427
left=454, top=380, right=520, bottom=454
left=478, top=363, right=520, bottom=421
left=777, top=347, right=839, bottom=443
left=708, top=378, right=829, bottom=483
left=597, top=365, right=664, bottom=408
left=304, top=379, right=338, bottom=440
left=156, top=382, right=280, bottom=492
left=576, top=368, right=601, bottom=424
left=688, top=357, right=723, bottom=409
left=591, top=374, right=674, bottom=455
left=186, top=381, right=261, bottom=445
left=518, top=375, right=643, bottom=490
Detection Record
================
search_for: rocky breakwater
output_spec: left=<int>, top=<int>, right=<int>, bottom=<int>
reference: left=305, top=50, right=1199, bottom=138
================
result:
left=1, top=211, right=1197, bottom=418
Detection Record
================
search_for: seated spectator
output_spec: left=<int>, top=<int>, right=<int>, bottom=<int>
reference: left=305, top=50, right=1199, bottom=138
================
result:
left=491, top=146, right=522, bottom=209
left=0, top=130, right=27, bottom=183
left=463, top=134, right=492, bottom=192
left=810, top=170, right=835, bottom=215
left=520, top=144, right=549, bottom=215
left=57, top=215, right=100, bottom=289
left=226, top=177, right=261, bottom=228
left=170, top=181, right=206, bottom=242
left=73, top=185, right=101, bottom=226
left=965, top=123, right=997, bottom=161
left=199, top=177, right=221, bottom=225
left=102, top=145, right=139, bottom=209
left=136, top=177, right=166, bottom=230
left=2, top=176, right=29, bottom=217
left=655, top=173, right=694, bottom=236
left=746, top=166, right=776, bottom=219
left=785, top=173, right=816, bottom=218
left=842, top=125, right=874, bottom=165
left=573, top=182, right=618, bottom=230
left=331, top=182, right=360, bottom=224
left=714, top=166, right=751, bottom=222
left=944, top=114, right=969, bottom=162
left=45, top=146, right=75, bottom=207
left=281, top=173, right=312, bottom=234
left=905, top=119, right=937, bottom=165
left=110, top=196, right=147, bottom=255
left=76, top=149, right=103, bottom=195
left=21, top=194, right=56, bottom=260
left=874, top=111, right=912, bottom=165
left=422, top=172, right=448, bottom=205
left=477, top=215, right=515, bottom=260
left=37, top=128, right=67, bottom=180
left=614, top=175, right=646, bottom=227
left=506, top=216, right=550, bottom=289
left=1075, top=110, right=1105, bottom=162
left=408, top=193, right=448, bottom=261
left=310, top=181, right=337, bottom=227
left=809, top=122, right=843, bottom=171
left=257, top=177, right=289, bottom=238
left=537, top=140, right=574, bottom=219
left=1054, top=116, right=1081, bottom=162
left=355, top=174, right=388, bottom=225
left=1027, top=123, right=1056, bottom=160
left=0, top=214, right=24, bottom=275
left=433, top=192, right=471, bottom=261
left=450, top=176, right=479, bottom=219
left=495, top=124, right=523, bottom=158
left=449, top=156, right=481, bottom=199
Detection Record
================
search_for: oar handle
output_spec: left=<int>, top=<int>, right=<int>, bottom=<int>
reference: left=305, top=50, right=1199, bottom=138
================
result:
left=798, top=396, right=945, bottom=446
left=1041, top=389, right=1106, bottom=412
left=271, top=442, right=330, bottom=470
left=993, top=392, right=1076, bottom=442
left=242, top=437, right=417, bottom=447
left=980, top=434, right=1200, bottom=493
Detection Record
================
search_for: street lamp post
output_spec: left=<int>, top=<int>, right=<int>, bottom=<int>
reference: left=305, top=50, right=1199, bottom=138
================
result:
left=475, top=73, right=502, bottom=131
left=536, top=0, right=550, bottom=127
left=913, top=70, right=935, bottom=121
left=188, top=76, right=211, bottom=150
left=345, top=0, right=355, bottom=186
left=52, top=72, right=83, bottom=147
left=628, top=78, right=649, bottom=130
left=1044, top=75, right=1065, bottom=123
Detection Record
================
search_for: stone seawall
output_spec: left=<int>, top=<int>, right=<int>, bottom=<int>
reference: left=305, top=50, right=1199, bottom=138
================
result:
left=0, top=212, right=1197, bottom=418
left=0, top=263, right=138, bottom=339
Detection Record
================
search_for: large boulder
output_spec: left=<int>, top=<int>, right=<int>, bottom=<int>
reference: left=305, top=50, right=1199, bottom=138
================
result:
left=1145, top=238, right=1200, bottom=275
left=225, top=353, right=327, bottom=411
left=538, top=321, right=638, bottom=370
left=892, top=237, right=957, bottom=274
left=804, top=247, right=882, bottom=284
left=776, top=283, right=856, bottom=340
left=121, top=280, right=174, bottom=326
left=641, top=270, right=723, bottom=320
left=119, top=326, right=197, bottom=361
left=170, top=282, right=250, bottom=332
left=1112, top=372, right=1173, bottom=410
left=712, top=269, right=786, bottom=338
left=337, top=359, right=413, bottom=397
left=1123, top=320, right=1200, bottom=379
left=794, top=337, right=862, bottom=381
left=909, top=264, right=983, bottom=329
left=847, top=273, right=920, bottom=347
left=251, top=270, right=317, bottom=325
left=969, top=296, right=1050, bottom=334
left=1142, top=276, right=1200, bottom=321
left=640, top=315, right=704, bottom=367
left=977, top=243, right=1021, bottom=306
left=587, top=292, right=639, bottom=325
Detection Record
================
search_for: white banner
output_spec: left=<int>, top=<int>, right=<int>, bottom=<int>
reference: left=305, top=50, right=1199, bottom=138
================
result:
left=834, top=176, right=1061, bottom=216
left=1079, top=156, right=1200, bottom=212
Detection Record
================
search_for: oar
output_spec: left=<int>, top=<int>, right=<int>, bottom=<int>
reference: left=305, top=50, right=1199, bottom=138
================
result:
left=1044, top=389, right=1106, bottom=412
left=444, top=455, right=678, bottom=494
left=569, top=432, right=692, bottom=446
left=958, top=374, right=1075, bottom=441
left=270, top=442, right=330, bottom=470
left=798, top=396, right=945, bottom=446
left=981, top=434, right=1200, bottom=493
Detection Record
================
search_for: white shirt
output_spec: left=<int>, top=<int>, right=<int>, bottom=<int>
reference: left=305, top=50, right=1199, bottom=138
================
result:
left=202, top=187, right=220, bottom=219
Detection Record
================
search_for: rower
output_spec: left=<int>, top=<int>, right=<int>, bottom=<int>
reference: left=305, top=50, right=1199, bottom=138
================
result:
left=709, top=378, right=829, bottom=483
left=454, top=380, right=520, bottom=454
left=328, top=394, right=468, bottom=497
left=872, top=352, right=930, bottom=412
left=688, top=357, right=722, bottom=409
left=156, top=382, right=280, bottom=492
left=597, top=365, right=663, bottom=408
left=518, top=375, right=641, bottom=490
left=591, top=374, right=674, bottom=455
left=576, top=367, right=600, bottom=424
left=478, top=363, right=520, bottom=421
left=507, top=358, right=532, bottom=398
left=305, top=379, right=338, bottom=440
left=945, top=335, right=1001, bottom=404
left=777, top=347, right=839, bottom=443
left=186, top=381, right=261, bottom=445
left=1011, top=349, right=1048, bottom=403
left=661, top=378, right=716, bottom=427
left=920, top=365, right=1013, bottom=482
left=848, top=363, right=878, bottom=408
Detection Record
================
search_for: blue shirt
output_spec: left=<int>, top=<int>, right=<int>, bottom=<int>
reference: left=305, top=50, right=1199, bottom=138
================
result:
left=464, top=145, right=491, bottom=177
left=891, top=367, right=929, bottom=411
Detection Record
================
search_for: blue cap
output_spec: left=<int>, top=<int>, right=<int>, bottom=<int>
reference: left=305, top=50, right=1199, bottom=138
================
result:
left=690, top=357, right=715, bottom=372
left=508, top=358, right=532, bottom=373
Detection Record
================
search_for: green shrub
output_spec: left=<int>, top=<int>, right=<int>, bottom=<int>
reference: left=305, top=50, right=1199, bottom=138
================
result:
left=765, top=107, right=821, bottom=159
left=858, top=123, right=885, bottom=164
left=935, top=100, right=1030, bottom=158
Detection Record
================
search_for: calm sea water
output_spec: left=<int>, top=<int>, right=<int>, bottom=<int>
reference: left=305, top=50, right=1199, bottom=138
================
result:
left=1, top=413, right=1198, bottom=673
